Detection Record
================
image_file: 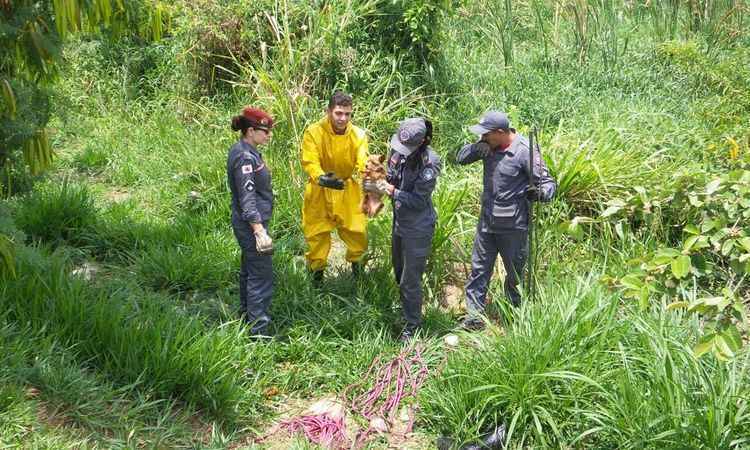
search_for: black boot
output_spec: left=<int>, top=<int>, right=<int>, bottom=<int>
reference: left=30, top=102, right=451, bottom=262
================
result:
left=459, top=423, right=507, bottom=450
left=311, top=270, right=324, bottom=287
left=351, top=261, right=362, bottom=277
left=398, top=324, right=420, bottom=343
left=460, top=316, right=486, bottom=332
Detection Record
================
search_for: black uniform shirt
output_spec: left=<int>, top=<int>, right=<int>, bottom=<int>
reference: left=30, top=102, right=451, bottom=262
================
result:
left=456, top=134, right=555, bottom=232
left=227, top=140, right=273, bottom=224
left=387, top=146, right=441, bottom=238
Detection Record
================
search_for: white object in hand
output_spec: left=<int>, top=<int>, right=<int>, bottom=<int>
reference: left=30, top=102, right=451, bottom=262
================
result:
left=375, top=179, right=391, bottom=196
left=254, top=228, right=273, bottom=254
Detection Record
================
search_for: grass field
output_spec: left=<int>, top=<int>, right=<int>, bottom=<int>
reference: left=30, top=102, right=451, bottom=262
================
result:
left=2, top=1, right=750, bottom=448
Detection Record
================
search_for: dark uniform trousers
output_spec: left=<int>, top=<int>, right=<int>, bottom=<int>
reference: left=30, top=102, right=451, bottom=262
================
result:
left=232, top=219, right=273, bottom=334
left=392, top=233, right=433, bottom=328
left=465, top=228, right=528, bottom=312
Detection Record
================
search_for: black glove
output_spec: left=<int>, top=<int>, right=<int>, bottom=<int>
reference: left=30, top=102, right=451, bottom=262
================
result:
left=318, top=172, right=344, bottom=190
left=526, top=186, right=540, bottom=201
left=475, top=141, right=491, bottom=158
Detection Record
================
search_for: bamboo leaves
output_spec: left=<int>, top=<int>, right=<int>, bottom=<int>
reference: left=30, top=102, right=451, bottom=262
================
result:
left=2, top=0, right=169, bottom=182
left=0, top=233, right=14, bottom=278
left=22, top=129, right=54, bottom=176
left=0, top=78, right=15, bottom=119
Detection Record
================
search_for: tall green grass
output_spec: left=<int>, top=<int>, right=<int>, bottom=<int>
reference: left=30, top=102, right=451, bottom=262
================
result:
left=419, top=273, right=750, bottom=448
left=0, top=244, right=274, bottom=423
left=0, top=311, right=248, bottom=447
left=12, top=179, right=97, bottom=246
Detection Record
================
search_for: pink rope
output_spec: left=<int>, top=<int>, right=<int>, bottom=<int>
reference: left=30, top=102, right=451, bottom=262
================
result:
left=345, top=343, right=429, bottom=448
left=278, top=414, right=350, bottom=449
left=270, top=344, right=431, bottom=449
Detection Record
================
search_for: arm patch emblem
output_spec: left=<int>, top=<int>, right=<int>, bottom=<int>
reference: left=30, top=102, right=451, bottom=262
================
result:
left=421, top=167, right=435, bottom=181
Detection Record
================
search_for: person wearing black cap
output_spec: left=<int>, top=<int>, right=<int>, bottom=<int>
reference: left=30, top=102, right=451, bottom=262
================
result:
left=365, top=118, right=441, bottom=341
left=457, top=111, right=556, bottom=330
left=227, top=106, right=275, bottom=337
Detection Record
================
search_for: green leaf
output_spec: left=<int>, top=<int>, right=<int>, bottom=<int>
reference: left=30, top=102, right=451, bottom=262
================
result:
left=683, top=235, right=700, bottom=253
left=693, top=334, right=715, bottom=358
left=653, top=248, right=680, bottom=265
left=731, top=303, right=748, bottom=325
left=704, top=296, right=731, bottom=310
left=614, top=222, right=624, bottom=240
left=721, top=326, right=743, bottom=354
left=721, top=239, right=735, bottom=256
left=688, top=298, right=712, bottom=314
left=638, top=287, right=650, bottom=310
left=739, top=237, right=750, bottom=253
left=657, top=248, right=681, bottom=258
left=701, top=220, right=717, bottom=233
left=688, top=195, right=704, bottom=207
left=706, top=179, right=722, bottom=194
left=714, top=335, right=735, bottom=360
left=620, top=273, right=644, bottom=290
left=671, top=255, right=691, bottom=279
left=693, top=235, right=710, bottom=250
left=601, top=205, right=622, bottom=218
left=684, top=224, right=700, bottom=235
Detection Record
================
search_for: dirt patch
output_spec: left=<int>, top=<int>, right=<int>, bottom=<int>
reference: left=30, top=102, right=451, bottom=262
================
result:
left=439, top=259, right=508, bottom=313
left=329, top=235, right=348, bottom=270
left=440, top=284, right=465, bottom=314
left=34, top=400, right=75, bottom=431
left=104, top=188, right=131, bottom=203
left=238, top=395, right=434, bottom=449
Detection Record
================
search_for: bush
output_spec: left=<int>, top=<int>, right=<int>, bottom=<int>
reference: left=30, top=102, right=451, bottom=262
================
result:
left=135, top=234, right=236, bottom=293
left=0, top=244, right=270, bottom=422
left=419, top=278, right=750, bottom=448
left=13, top=179, right=97, bottom=246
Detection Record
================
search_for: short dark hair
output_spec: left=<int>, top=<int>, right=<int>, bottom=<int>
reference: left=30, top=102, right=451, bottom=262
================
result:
left=328, top=91, right=353, bottom=109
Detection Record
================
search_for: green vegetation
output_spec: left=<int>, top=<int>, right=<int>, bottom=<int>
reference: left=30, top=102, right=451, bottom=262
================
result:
left=1, top=0, right=749, bottom=448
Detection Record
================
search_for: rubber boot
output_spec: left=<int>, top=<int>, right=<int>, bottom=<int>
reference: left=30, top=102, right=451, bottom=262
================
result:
left=311, top=269, right=324, bottom=287
left=461, top=423, right=507, bottom=449
left=351, top=261, right=362, bottom=278
left=398, top=324, right=420, bottom=343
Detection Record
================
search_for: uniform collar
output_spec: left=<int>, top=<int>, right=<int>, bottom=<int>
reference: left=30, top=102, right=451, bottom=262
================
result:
left=239, top=139, right=260, bottom=156
left=498, top=135, right=525, bottom=156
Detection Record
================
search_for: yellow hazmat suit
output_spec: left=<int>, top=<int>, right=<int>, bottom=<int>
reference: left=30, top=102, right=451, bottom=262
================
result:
left=301, top=116, right=369, bottom=271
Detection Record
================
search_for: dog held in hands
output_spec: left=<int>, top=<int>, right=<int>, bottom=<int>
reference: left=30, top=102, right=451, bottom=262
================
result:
left=361, top=154, right=386, bottom=218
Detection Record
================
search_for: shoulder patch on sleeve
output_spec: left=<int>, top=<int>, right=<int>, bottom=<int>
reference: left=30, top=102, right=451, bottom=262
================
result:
left=421, top=167, right=436, bottom=181
left=241, top=164, right=253, bottom=174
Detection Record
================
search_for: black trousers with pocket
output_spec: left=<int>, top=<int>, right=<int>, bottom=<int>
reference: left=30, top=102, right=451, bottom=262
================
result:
left=464, top=228, right=527, bottom=313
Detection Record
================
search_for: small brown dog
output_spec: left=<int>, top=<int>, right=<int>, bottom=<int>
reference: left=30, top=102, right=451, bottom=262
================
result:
left=361, top=154, right=386, bottom=218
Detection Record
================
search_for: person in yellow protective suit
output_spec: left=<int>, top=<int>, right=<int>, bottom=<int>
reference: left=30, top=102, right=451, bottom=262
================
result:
left=301, top=91, right=369, bottom=283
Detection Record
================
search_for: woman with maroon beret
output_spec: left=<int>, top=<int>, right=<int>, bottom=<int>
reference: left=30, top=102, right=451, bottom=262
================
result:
left=227, top=107, right=275, bottom=337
